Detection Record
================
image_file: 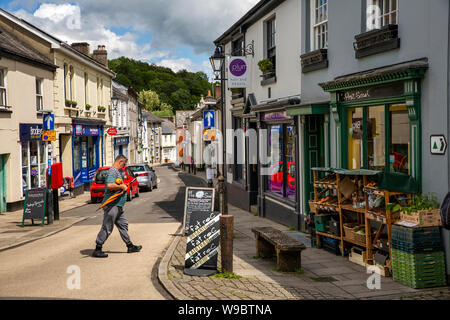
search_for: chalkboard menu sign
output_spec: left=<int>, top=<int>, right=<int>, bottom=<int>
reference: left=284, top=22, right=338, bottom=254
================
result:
left=22, top=188, right=47, bottom=226
left=184, top=210, right=220, bottom=276
left=183, top=187, right=215, bottom=233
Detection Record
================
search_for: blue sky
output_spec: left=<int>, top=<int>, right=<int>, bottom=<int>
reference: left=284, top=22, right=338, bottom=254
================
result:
left=0, top=0, right=259, bottom=79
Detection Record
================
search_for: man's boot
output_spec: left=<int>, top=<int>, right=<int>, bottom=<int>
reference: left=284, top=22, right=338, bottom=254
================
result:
left=127, top=242, right=142, bottom=253
left=92, top=244, right=108, bottom=258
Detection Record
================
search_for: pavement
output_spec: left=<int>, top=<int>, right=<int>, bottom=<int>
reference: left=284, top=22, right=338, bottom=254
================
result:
left=0, top=192, right=92, bottom=252
left=0, top=165, right=180, bottom=299
left=159, top=166, right=450, bottom=300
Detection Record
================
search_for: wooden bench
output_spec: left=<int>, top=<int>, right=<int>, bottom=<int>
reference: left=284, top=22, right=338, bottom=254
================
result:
left=251, top=226, right=307, bottom=272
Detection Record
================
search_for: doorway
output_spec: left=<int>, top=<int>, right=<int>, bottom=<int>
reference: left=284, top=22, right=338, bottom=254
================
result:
left=0, top=154, right=6, bottom=213
left=304, top=115, right=325, bottom=209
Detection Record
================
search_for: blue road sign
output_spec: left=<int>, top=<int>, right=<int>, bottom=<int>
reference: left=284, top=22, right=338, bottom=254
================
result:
left=43, top=114, right=55, bottom=130
left=203, top=110, right=215, bottom=128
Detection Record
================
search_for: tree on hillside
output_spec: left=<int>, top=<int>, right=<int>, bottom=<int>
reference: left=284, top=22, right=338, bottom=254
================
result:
left=109, top=57, right=212, bottom=111
left=139, top=90, right=160, bottom=111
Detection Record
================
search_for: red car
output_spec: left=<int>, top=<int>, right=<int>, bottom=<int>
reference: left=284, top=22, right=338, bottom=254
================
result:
left=90, top=166, right=139, bottom=203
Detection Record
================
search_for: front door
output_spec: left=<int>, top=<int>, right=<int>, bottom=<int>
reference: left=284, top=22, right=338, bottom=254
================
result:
left=304, top=115, right=325, bottom=211
left=0, top=155, right=6, bottom=213
left=248, top=121, right=258, bottom=205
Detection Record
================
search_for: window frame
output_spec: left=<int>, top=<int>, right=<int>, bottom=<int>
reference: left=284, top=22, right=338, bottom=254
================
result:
left=0, top=68, right=7, bottom=106
left=310, top=0, right=328, bottom=51
left=367, top=0, right=398, bottom=31
left=36, top=78, right=43, bottom=111
left=265, top=123, right=297, bottom=202
left=265, top=17, right=276, bottom=70
left=345, top=103, right=410, bottom=175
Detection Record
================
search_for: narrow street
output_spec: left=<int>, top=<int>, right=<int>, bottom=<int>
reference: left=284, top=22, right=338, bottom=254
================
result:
left=0, top=166, right=192, bottom=300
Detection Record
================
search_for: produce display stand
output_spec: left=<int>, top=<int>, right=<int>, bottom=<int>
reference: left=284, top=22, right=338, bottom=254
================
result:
left=311, top=167, right=414, bottom=273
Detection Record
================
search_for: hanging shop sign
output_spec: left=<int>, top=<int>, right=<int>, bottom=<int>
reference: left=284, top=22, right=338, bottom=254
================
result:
left=20, top=124, right=43, bottom=141
left=75, top=125, right=83, bottom=135
left=107, top=128, right=118, bottom=136
left=228, top=57, right=249, bottom=88
left=430, top=135, right=447, bottom=155
left=339, top=82, right=404, bottom=103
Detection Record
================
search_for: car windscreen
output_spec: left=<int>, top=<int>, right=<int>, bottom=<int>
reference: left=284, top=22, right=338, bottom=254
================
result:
left=95, top=170, right=109, bottom=184
left=128, top=165, right=145, bottom=172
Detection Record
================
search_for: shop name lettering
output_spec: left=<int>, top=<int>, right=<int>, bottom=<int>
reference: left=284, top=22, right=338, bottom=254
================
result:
left=30, top=127, right=42, bottom=136
left=188, top=212, right=217, bottom=233
left=343, top=90, right=371, bottom=101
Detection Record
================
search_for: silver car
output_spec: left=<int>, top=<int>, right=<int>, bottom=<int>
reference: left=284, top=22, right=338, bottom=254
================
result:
left=128, top=164, right=158, bottom=191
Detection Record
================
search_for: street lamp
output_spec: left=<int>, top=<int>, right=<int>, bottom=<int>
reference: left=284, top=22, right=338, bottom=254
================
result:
left=209, top=46, right=225, bottom=74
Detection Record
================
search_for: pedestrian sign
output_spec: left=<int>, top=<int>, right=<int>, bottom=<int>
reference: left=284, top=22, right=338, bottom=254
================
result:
left=43, top=114, right=54, bottom=130
left=203, top=110, right=215, bottom=128
left=42, top=130, right=56, bottom=142
left=431, top=135, right=447, bottom=155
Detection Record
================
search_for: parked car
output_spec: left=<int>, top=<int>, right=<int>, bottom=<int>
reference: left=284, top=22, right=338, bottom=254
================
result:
left=127, top=164, right=158, bottom=191
left=90, top=166, right=140, bottom=203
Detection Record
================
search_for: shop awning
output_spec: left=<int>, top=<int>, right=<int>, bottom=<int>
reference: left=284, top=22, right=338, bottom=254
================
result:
left=286, top=102, right=330, bottom=116
left=319, top=58, right=429, bottom=92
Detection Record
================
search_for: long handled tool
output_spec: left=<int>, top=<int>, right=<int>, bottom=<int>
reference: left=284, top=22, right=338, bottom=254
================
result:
left=97, top=178, right=137, bottom=211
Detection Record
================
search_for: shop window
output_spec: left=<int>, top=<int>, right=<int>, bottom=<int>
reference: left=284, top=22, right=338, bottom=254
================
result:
left=346, top=104, right=409, bottom=175
left=73, top=136, right=81, bottom=173
left=36, top=78, right=43, bottom=111
left=348, top=108, right=363, bottom=170
left=21, top=141, right=47, bottom=197
left=0, top=69, right=6, bottom=106
left=367, top=106, right=385, bottom=171
left=266, top=124, right=296, bottom=201
left=389, top=105, right=410, bottom=174
left=311, top=0, right=328, bottom=50
left=233, top=116, right=245, bottom=184
left=367, top=0, right=398, bottom=31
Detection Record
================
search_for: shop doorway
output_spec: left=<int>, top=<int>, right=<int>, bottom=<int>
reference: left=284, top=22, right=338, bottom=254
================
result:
left=0, top=154, right=6, bottom=213
left=248, top=121, right=258, bottom=205
left=304, top=115, right=325, bottom=208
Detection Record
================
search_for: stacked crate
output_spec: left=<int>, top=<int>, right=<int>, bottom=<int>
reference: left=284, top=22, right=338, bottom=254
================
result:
left=391, top=225, right=446, bottom=288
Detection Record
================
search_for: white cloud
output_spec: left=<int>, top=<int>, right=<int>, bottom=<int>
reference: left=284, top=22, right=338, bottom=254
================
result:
left=10, top=0, right=261, bottom=73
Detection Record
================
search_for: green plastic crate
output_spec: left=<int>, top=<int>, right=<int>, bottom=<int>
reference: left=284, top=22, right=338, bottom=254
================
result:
left=391, top=225, right=441, bottom=242
left=391, top=249, right=444, bottom=264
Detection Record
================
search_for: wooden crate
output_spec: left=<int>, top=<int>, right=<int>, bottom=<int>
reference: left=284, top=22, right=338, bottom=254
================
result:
left=400, top=209, right=442, bottom=227
left=349, top=248, right=367, bottom=267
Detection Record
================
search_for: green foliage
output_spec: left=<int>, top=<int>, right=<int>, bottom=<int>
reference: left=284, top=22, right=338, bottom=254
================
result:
left=153, top=109, right=174, bottom=118
left=109, top=57, right=211, bottom=111
left=289, top=226, right=296, bottom=231
left=386, top=193, right=440, bottom=215
left=139, top=90, right=160, bottom=111
left=85, top=104, right=92, bottom=109
left=257, top=59, right=274, bottom=72
left=213, top=272, right=242, bottom=279
left=295, top=268, right=304, bottom=275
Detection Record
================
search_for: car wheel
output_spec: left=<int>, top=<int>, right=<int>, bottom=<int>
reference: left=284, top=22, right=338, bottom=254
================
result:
left=135, top=187, right=139, bottom=198
left=91, top=197, right=96, bottom=204
left=149, top=180, right=153, bottom=192
left=127, top=190, right=132, bottom=202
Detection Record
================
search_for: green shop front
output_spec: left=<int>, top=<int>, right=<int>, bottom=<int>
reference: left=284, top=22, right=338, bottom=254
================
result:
left=319, top=59, right=428, bottom=187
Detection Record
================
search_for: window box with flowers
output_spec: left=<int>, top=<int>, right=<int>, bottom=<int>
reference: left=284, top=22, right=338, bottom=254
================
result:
left=65, top=99, right=78, bottom=109
left=97, top=105, right=106, bottom=113
left=258, top=59, right=276, bottom=85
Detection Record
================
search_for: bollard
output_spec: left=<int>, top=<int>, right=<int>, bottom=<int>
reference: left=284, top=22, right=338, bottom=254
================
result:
left=218, top=176, right=228, bottom=215
left=53, top=188, right=59, bottom=220
left=220, top=215, right=234, bottom=273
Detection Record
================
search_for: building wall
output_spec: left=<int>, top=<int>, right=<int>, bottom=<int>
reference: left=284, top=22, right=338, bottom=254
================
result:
left=0, top=56, right=54, bottom=204
left=300, top=0, right=450, bottom=202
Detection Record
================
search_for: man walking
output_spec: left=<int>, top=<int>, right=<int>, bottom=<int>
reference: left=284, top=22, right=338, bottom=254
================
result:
left=92, top=154, right=142, bottom=258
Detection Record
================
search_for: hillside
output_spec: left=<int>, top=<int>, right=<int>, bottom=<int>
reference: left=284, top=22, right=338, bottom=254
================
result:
left=108, top=57, right=211, bottom=112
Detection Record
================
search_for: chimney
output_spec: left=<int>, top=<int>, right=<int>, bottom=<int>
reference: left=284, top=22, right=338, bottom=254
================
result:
left=71, top=42, right=90, bottom=56
left=93, top=45, right=108, bottom=68
left=214, top=84, right=221, bottom=100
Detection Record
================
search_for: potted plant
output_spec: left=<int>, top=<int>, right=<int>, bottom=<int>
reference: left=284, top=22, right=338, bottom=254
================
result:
left=97, top=105, right=106, bottom=112
left=85, top=104, right=91, bottom=111
left=65, top=99, right=72, bottom=107
left=71, top=101, right=78, bottom=108
left=257, top=58, right=275, bottom=79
